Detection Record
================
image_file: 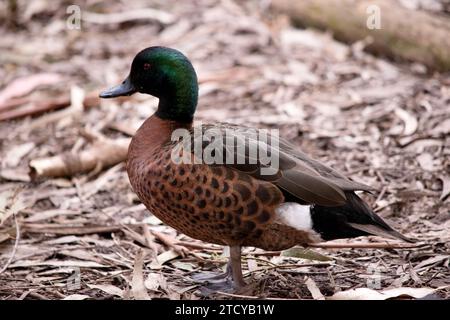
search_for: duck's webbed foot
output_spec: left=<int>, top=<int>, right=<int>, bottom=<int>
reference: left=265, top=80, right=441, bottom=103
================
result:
left=191, top=246, right=250, bottom=295
left=191, top=259, right=234, bottom=293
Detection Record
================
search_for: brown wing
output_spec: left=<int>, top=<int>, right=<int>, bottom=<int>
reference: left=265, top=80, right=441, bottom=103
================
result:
left=172, top=123, right=374, bottom=207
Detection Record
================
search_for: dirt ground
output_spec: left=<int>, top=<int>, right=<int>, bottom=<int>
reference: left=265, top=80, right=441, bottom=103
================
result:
left=0, top=0, right=449, bottom=300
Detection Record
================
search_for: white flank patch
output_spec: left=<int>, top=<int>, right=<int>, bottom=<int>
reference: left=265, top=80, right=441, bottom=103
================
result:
left=275, top=202, right=313, bottom=231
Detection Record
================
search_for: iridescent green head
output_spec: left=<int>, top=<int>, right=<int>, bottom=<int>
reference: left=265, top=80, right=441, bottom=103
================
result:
left=100, top=46, right=198, bottom=122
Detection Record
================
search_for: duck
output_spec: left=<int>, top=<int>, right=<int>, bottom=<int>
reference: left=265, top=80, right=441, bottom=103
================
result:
left=100, top=46, right=412, bottom=291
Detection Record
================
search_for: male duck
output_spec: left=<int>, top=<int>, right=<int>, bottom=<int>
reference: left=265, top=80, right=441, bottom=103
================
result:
left=100, top=46, right=411, bottom=290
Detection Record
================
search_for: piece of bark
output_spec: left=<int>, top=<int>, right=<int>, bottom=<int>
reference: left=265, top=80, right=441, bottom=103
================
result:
left=29, top=138, right=130, bottom=179
left=271, top=0, right=450, bottom=71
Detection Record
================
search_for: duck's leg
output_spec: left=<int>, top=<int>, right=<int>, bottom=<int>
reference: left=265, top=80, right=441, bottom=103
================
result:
left=229, top=245, right=246, bottom=289
left=191, top=246, right=247, bottom=294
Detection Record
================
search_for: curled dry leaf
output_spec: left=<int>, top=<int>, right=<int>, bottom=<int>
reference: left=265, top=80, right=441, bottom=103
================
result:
left=439, top=175, right=450, bottom=201
left=394, top=107, right=418, bottom=136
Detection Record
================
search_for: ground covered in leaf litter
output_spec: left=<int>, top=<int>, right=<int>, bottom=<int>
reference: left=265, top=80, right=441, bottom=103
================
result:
left=0, top=0, right=449, bottom=300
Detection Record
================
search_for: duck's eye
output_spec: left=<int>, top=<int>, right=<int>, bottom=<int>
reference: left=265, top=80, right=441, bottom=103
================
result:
left=143, top=63, right=151, bottom=70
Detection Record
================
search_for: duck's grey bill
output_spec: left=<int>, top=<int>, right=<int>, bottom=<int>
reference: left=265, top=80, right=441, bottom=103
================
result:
left=99, top=77, right=136, bottom=98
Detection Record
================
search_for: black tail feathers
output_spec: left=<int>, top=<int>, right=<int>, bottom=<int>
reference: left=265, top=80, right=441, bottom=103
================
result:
left=310, top=192, right=414, bottom=242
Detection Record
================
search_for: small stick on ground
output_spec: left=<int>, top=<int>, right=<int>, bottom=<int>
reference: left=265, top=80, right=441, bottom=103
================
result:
left=150, top=230, right=190, bottom=257
left=174, top=240, right=222, bottom=251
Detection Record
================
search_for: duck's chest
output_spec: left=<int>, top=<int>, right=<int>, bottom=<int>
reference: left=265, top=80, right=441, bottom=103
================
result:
left=126, top=147, right=229, bottom=245
left=127, top=147, right=179, bottom=216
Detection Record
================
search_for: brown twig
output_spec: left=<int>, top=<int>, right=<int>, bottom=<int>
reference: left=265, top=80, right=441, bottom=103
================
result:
left=174, top=240, right=222, bottom=251
left=0, top=93, right=101, bottom=122
left=150, top=230, right=190, bottom=257
left=22, top=224, right=122, bottom=235
left=246, top=262, right=332, bottom=275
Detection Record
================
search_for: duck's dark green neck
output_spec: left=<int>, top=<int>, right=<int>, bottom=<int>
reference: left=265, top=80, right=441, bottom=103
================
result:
left=153, top=54, right=198, bottom=123
left=155, top=79, right=198, bottom=123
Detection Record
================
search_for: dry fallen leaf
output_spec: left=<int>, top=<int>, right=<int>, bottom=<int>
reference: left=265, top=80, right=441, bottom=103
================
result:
left=416, top=153, right=440, bottom=171
left=328, top=287, right=437, bottom=300
left=144, top=272, right=167, bottom=291
left=0, top=169, right=31, bottom=182
left=246, top=259, right=258, bottom=272
left=281, top=247, right=333, bottom=261
left=413, top=255, right=450, bottom=271
left=63, top=294, right=90, bottom=300
left=87, top=284, right=124, bottom=298
left=0, top=190, right=31, bottom=226
left=149, top=249, right=180, bottom=270
left=131, top=249, right=151, bottom=300
left=305, top=277, right=325, bottom=300
left=0, top=233, right=10, bottom=243
left=3, top=142, right=35, bottom=167
left=171, top=261, right=196, bottom=271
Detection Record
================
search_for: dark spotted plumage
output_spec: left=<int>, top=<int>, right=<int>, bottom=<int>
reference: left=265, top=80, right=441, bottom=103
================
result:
left=128, top=133, right=285, bottom=247
left=100, top=46, right=412, bottom=290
